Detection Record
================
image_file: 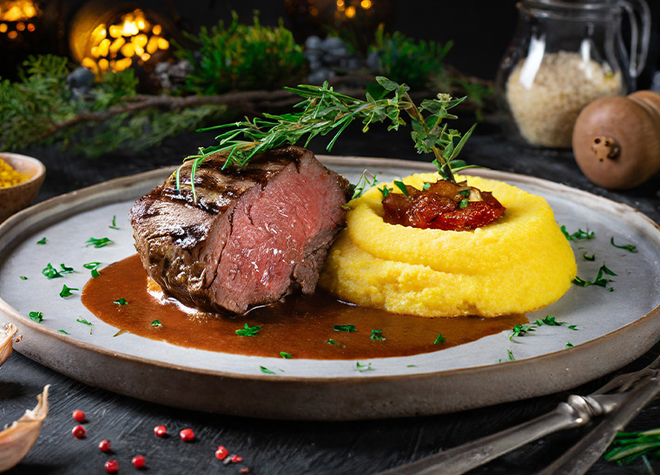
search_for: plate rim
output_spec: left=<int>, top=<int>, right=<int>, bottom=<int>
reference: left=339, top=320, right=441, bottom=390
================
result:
left=1, top=155, right=659, bottom=420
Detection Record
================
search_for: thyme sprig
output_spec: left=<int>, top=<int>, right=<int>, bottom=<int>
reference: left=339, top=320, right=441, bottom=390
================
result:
left=177, top=76, right=475, bottom=199
left=605, top=429, right=660, bottom=465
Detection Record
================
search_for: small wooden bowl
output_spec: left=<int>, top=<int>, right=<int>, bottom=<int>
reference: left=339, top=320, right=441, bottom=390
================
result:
left=0, top=153, right=46, bottom=222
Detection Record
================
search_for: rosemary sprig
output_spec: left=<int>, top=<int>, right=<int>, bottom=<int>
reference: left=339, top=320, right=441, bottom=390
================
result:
left=177, top=76, right=474, bottom=199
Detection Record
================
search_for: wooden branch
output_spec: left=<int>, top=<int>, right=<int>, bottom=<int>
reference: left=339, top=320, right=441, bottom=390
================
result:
left=35, top=89, right=299, bottom=141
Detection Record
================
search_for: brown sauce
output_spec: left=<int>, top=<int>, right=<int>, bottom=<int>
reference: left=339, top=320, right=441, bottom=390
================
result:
left=81, top=254, right=528, bottom=360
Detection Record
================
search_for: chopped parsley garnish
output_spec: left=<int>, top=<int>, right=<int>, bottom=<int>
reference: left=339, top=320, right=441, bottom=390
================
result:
left=510, top=316, right=572, bottom=341
left=326, top=339, right=341, bottom=346
left=85, top=237, right=113, bottom=248
left=458, top=188, right=471, bottom=197
left=151, top=320, right=163, bottom=328
left=113, top=329, right=127, bottom=337
left=349, top=171, right=379, bottom=200
left=59, top=264, right=75, bottom=274
left=36, top=237, right=46, bottom=245
left=57, top=330, right=69, bottom=334
left=583, top=253, right=595, bottom=261
left=356, top=361, right=374, bottom=372
left=42, top=263, right=62, bottom=279
left=236, top=323, right=261, bottom=336
left=422, top=182, right=431, bottom=190
left=91, top=269, right=100, bottom=278
left=561, top=226, right=595, bottom=241
left=507, top=349, right=515, bottom=361
left=565, top=342, right=574, bottom=348
left=113, top=298, right=128, bottom=306
left=28, top=311, right=43, bottom=323
left=573, top=264, right=617, bottom=290
left=77, top=318, right=93, bottom=334
left=406, top=364, right=417, bottom=368
left=19, top=275, right=27, bottom=280
left=334, top=324, right=356, bottom=332
left=568, top=325, right=578, bottom=331
left=393, top=180, right=409, bottom=196
left=433, top=333, right=446, bottom=344
left=370, top=329, right=386, bottom=341
left=280, top=351, right=292, bottom=359
left=83, top=262, right=102, bottom=269
left=109, top=215, right=120, bottom=230
left=379, top=186, right=390, bottom=198
left=459, top=199, right=469, bottom=208
left=260, top=366, right=276, bottom=374
left=59, top=285, right=79, bottom=298
left=610, top=237, right=637, bottom=253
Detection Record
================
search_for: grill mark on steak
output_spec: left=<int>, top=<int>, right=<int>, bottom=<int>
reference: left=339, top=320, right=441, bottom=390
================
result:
left=130, top=146, right=348, bottom=314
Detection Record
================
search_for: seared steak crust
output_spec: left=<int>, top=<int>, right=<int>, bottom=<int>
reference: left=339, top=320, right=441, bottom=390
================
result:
left=130, top=146, right=348, bottom=314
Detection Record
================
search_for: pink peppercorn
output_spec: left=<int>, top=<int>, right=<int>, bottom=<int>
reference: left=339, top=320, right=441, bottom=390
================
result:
left=154, top=425, right=167, bottom=437
left=132, top=455, right=146, bottom=469
left=215, top=446, right=229, bottom=460
left=104, top=459, right=119, bottom=473
left=72, top=425, right=86, bottom=439
left=98, top=439, right=111, bottom=452
left=239, top=469, right=249, bottom=474
left=179, top=428, right=195, bottom=442
left=231, top=455, right=243, bottom=463
left=72, top=410, right=85, bottom=423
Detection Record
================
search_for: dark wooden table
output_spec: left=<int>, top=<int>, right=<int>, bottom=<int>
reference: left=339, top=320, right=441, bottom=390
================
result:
left=3, top=121, right=660, bottom=474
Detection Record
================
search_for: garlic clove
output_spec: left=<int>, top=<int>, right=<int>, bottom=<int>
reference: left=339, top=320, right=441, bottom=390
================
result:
left=0, top=324, right=17, bottom=367
left=0, top=385, right=50, bottom=472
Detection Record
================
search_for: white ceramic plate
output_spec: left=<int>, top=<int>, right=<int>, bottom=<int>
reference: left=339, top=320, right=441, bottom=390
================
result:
left=1, top=156, right=659, bottom=420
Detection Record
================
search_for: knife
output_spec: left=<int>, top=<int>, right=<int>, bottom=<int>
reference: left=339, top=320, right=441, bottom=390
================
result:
left=378, top=354, right=660, bottom=475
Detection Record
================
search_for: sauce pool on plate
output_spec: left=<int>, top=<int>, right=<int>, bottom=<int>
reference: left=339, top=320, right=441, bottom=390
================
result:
left=81, top=254, right=528, bottom=359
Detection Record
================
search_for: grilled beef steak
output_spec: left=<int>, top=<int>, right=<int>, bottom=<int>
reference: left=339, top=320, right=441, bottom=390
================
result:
left=130, top=146, right=349, bottom=314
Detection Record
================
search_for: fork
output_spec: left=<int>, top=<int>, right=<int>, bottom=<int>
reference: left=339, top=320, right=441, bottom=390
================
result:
left=379, top=354, right=660, bottom=475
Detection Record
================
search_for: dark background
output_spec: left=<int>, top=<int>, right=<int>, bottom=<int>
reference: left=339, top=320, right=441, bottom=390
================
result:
left=4, top=0, right=660, bottom=87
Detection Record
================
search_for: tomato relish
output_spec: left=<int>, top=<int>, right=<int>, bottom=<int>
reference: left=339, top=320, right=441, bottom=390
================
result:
left=381, top=179, right=505, bottom=230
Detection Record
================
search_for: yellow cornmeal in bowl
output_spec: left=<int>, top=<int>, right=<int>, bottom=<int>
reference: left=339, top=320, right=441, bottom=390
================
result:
left=0, top=158, right=30, bottom=189
left=319, top=173, right=577, bottom=317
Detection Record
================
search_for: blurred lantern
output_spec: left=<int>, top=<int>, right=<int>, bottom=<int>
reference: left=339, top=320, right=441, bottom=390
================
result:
left=69, top=1, right=173, bottom=76
left=0, top=0, right=41, bottom=42
left=284, top=0, right=394, bottom=54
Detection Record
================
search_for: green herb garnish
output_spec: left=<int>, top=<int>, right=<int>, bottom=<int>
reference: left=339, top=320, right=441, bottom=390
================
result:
left=393, top=180, right=409, bottom=196
left=260, top=366, right=276, bottom=374
left=568, top=325, right=578, bottom=331
left=459, top=199, right=469, bottom=209
left=178, top=77, right=474, bottom=200
left=565, top=342, right=574, bottom=348
left=19, top=276, right=27, bottom=280
left=356, top=361, right=374, bottom=372
left=280, top=351, right=292, bottom=359
left=583, top=253, right=595, bottom=261
left=60, top=264, right=75, bottom=274
left=370, top=329, right=386, bottom=341
left=85, top=237, right=113, bottom=248
left=151, top=320, right=163, bottom=328
left=42, top=263, right=62, bottom=279
left=611, top=237, right=638, bottom=253
left=350, top=171, right=379, bottom=200
left=573, top=264, right=617, bottom=290
left=83, top=262, right=101, bottom=269
left=109, top=215, right=120, bottom=230
left=326, top=339, right=341, bottom=346
left=236, top=323, right=261, bottom=336
left=91, top=269, right=100, bottom=278
left=510, top=323, right=537, bottom=340
left=113, top=329, right=127, bottom=337
left=379, top=186, right=390, bottom=198
left=113, top=298, right=128, bottom=306
left=28, top=311, right=43, bottom=323
left=561, top=226, right=595, bottom=241
left=36, top=237, right=46, bottom=245
left=433, top=333, right=446, bottom=344
left=57, top=329, right=69, bottom=334
left=334, top=325, right=356, bottom=333
left=59, top=285, right=78, bottom=298
left=537, top=315, right=565, bottom=326
left=77, top=318, right=93, bottom=334
left=605, top=429, right=660, bottom=465
left=507, top=349, right=515, bottom=361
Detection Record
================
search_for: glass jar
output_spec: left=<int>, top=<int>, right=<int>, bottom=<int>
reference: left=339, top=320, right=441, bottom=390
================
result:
left=496, top=0, right=650, bottom=148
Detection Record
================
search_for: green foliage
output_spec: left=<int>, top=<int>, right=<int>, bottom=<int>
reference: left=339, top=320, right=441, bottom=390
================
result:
left=177, top=12, right=307, bottom=95
left=371, top=25, right=453, bottom=91
left=0, top=55, right=226, bottom=157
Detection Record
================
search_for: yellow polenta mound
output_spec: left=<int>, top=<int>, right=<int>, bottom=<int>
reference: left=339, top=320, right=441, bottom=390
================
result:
left=319, top=173, right=577, bottom=317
